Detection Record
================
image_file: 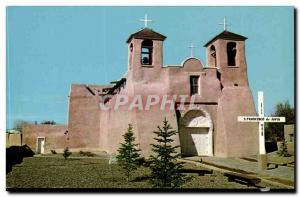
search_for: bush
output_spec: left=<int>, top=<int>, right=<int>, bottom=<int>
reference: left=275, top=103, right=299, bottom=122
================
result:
left=136, top=157, right=146, bottom=166
left=141, top=158, right=152, bottom=167
left=277, top=140, right=290, bottom=157
left=63, top=147, right=72, bottom=160
left=51, top=150, right=57, bottom=154
left=41, top=120, right=56, bottom=125
left=134, top=157, right=151, bottom=167
left=79, top=151, right=95, bottom=157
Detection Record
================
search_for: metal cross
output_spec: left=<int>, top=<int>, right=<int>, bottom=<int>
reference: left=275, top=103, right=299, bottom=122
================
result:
left=219, top=17, right=230, bottom=31
left=139, top=14, right=152, bottom=28
left=188, top=43, right=197, bottom=57
left=238, top=91, right=286, bottom=155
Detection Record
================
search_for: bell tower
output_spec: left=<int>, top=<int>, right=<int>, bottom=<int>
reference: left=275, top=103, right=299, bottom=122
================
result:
left=204, top=30, right=249, bottom=87
left=126, top=27, right=166, bottom=81
left=203, top=18, right=258, bottom=157
left=127, top=29, right=166, bottom=70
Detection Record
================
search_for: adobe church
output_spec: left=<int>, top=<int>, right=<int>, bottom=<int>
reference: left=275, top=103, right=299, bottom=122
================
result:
left=23, top=19, right=258, bottom=158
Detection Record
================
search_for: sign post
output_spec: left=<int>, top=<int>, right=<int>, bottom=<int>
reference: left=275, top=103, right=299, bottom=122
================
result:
left=238, top=91, right=286, bottom=170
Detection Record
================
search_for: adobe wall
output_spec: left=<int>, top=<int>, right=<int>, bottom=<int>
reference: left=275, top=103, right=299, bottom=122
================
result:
left=22, top=124, right=67, bottom=153
left=6, top=133, right=22, bottom=147
left=133, top=105, right=179, bottom=157
left=6, top=133, right=9, bottom=148
left=99, top=94, right=179, bottom=157
left=284, top=124, right=294, bottom=141
left=68, top=84, right=106, bottom=150
left=166, top=59, right=221, bottom=103
left=98, top=56, right=224, bottom=157
left=99, top=104, right=134, bottom=154
left=215, top=87, right=258, bottom=157
left=128, top=58, right=221, bottom=103
left=284, top=124, right=294, bottom=155
left=286, top=143, right=294, bottom=155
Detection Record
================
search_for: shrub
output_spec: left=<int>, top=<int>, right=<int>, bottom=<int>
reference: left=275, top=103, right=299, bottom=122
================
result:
left=41, top=120, right=56, bottom=125
left=79, top=151, right=95, bottom=157
left=63, top=147, right=72, bottom=160
left=51, top=150, right=57, bottom=154
left=277, top=139, right=290, bottom=157
left=136, top=157, right=146, bottom=166
left=142, top=158, right=152, bottom=167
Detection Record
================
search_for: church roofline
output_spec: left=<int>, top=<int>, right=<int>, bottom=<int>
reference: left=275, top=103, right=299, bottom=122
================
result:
left=180, top=57, right=203, bottom=67
left=126, top=28, right=167, bottom=43
left=71, top=84, right=113, bottom=88
left=204, top=30, right=247, bottom=47
left=107, top=78, right=126, bottom=94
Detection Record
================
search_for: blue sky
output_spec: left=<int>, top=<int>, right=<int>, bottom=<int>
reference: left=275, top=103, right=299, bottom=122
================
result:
left=6, top=6, right=294, bottom=129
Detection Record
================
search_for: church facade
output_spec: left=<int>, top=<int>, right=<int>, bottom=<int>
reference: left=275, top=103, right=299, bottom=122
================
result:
left=24, top=26, right=259, bottom=157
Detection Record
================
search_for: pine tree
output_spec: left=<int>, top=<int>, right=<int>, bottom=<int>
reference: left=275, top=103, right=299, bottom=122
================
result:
left=116, top=124, right=141, bottom=182
left=149, top=118, right=185, bottom=188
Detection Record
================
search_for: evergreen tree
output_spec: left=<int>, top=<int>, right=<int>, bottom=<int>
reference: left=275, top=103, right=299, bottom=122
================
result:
left=149, top=118, right=185, bottom=188
left=265, top=100, right=294, bottom=140
left=116, top=124, right=141, bottom=182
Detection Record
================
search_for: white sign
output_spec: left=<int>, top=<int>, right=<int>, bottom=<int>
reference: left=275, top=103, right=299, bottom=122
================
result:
left=238, top=116, right=286, bottom=122
left=237, top=91, right=286, bottom=155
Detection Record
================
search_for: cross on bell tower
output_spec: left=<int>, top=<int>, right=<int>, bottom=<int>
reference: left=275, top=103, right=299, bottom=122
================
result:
left=219, top=17, right=231, bottom=31
left=139, top=14, right=153, bottom=28
left=187, top=43, right=197, bottom=57
left=127, top=15, right=166, bottom=79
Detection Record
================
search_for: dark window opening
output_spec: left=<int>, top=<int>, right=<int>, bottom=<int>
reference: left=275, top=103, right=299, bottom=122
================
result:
left=141, top=40, right=153, bottom=65
left=221, top=83, right=224, bottom=90
left=130, top=43, right=133, bottom=52
left=129, top=43, right=134, bottom=69
left=227, top=42, right=237, bottom=66
left=190, top=76, right=199, bottom=95
left=234, top=83, right=238, bottom=86
left=217, top=70, right=221, bottom=81
left=210, top=45, right=217, bottom=67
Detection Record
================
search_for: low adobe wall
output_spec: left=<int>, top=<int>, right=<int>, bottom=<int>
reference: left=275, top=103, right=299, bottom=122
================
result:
left=6, top=133, right=22, bottom=147
left=22, top=124, right=67, bottom=154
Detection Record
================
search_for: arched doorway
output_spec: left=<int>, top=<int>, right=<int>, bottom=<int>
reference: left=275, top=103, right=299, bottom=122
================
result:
left=179, top=108, right=213, bottom=156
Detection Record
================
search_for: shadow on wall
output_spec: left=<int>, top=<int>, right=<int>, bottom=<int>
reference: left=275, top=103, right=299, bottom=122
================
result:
left=6, top=145, right=34, bottom=173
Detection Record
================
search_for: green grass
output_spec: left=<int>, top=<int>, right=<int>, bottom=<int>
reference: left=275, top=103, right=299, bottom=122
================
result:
left=6, top=156, right=282, bottom=189
left=7, top=157, right=150, bottom=188
left=268, top=155, right=294, bottom=164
